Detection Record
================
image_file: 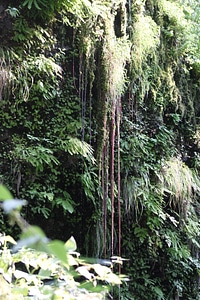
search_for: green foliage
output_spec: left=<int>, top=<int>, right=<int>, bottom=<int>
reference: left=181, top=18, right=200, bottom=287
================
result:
left=1, top=0, right=200, bottom=299
left=21, top=0, right=92, bottom=25
left=157, top=157, right=200, bottom=217
left=58, top=137, right=96, bottom=164
left=12, top=144, right=59, bottom=173
left=0, top=185, right=13, bottom=201
left=81, top=168, right=99, bottom=205
left=0, top=185, right=127, bottom=299
left=0, top=235, right=121, bottom=299
left=8, top=132, right=95, bottom=219
left=131, top=13, right=160, bottom=72
left=6, top=6, right=20, bottom=18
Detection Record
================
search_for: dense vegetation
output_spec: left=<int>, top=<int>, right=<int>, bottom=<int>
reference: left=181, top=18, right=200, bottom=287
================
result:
left=0, top=185, right=125, bottom=299
left=0, top=0, right=200, bottom=299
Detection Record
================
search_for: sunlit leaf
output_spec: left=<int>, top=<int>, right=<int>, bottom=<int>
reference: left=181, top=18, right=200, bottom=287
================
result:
left=14, top=270, right=31, bottom=280
left=38, top=268, right=52, bottom=279
left=104, top=272, right=122, bottom=285
left=65, top=236, right=77, bottom=252
left=93, top=264, right=110, bottom=279
left=79, top=281, right=108, bottom=293
left=14, top=270, right=41, bottom=285
left=76, top=266, right=94, bottom=280
left=0, top=235, right=17, bottom=245
left=0, top=275, right=10, bottom=295
left=0, top=185, right=13, bottom=201
left=67, top=253, right=78, bottom=266
left=48, top=240, right=68, bottom=264
left=12, top=286, right=29, bottom=296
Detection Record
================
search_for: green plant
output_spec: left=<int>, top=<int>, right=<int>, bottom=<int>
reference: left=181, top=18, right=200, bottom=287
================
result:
left=12, top=144, right=59, bottom=174
left=1, top=0, right=200, bottom=299
left=0, top=185, right=127, bottom=299
left=157, top=157, right=200, bottom=217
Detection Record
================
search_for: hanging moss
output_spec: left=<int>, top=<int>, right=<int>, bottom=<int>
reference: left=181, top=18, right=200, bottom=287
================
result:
left=0, top=48, right=11, bottom=100
left=158, top=157, right=200, bottom=218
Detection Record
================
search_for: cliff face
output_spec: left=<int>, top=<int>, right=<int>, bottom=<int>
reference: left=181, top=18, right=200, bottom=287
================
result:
left=0, top=1, right=200, bottom=298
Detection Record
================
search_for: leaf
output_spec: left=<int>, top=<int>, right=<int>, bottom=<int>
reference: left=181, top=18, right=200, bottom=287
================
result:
left=0, top=185, right=13, bottom=201
left=38, top=268, right=51, bottom=279
left=76, top=266, right=94, bottom=280
left=0, top=275, right=10, bottom=295
left=79, top=281, right=108, bottom=293
left=62, top=201, right=74, bottom=213
left=22, top=0, right=34, bottom=10
left=33, top=0, right=41, bottom=10
left=110, top=256, right=129, bottom=264
left=47, top=240, right=68, bottom=264
left=55, top=197, right=74, bottom=213
left=12, top=286, right=29, bottom=296
left=93, top=264, right=122, bottom=284
left=65, top=236, right=77, bottom=252
left=93, top=264, right=110, bottom=279
left=0, top=235, right=17, bottom=245
left=14, top=270, right=31, bottom=280
left=67, top=253, right=78, bottom=266
left=14, top=270, right=41, bottom=286
left=22, top=0, right=30, bottom=7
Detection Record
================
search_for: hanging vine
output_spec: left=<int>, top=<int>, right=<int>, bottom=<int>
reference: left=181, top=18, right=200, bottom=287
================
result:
left=96, top=1, right=130, bottom=258
left=76, top=0, right=130, bottom=257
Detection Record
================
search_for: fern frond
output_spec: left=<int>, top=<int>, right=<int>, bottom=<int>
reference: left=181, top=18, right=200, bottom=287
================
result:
left=60, top=137, right=96, bottom=164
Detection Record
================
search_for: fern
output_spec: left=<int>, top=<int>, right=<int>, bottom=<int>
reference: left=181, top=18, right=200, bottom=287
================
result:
left=58, top=137, right=96, bottom=164
left=157, top=157, right=200, bottom=217
left=12, top=144, right=59, bottom=172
